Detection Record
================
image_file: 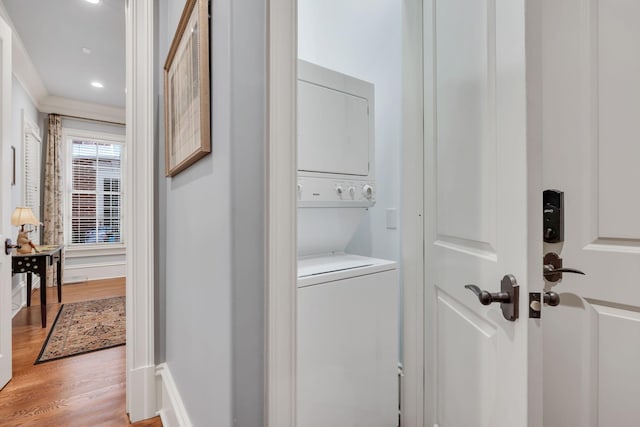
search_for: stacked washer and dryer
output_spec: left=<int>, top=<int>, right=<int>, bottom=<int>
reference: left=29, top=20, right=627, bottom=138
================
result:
left=296, top=60, right=398, bottom=427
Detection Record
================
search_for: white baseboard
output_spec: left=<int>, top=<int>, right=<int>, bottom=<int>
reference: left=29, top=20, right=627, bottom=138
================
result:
left=63, top=261, right=126, bottom=283
left=156, top=363, right=192, bottom=427
left=11, top=280, right=26, bottom=318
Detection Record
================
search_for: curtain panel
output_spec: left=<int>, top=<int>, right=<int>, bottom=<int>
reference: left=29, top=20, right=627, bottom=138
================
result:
left=43, top=114, right=64, bottom=285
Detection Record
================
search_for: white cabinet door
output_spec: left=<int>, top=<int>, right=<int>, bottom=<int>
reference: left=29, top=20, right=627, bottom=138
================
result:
left=424, top=0, right=541, bottom=426
left=0, top=15, right=12, bottom=390
left=542, top=1, right=640, bottom=426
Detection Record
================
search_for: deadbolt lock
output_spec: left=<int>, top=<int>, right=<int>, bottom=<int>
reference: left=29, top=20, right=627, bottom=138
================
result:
left=543, top=189, right=564, bottom=243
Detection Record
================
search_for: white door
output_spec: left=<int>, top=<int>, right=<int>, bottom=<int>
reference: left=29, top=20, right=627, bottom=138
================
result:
left=0, top=15, right=12, bottom=390
left=424, top=1, right=542, bottom=426
left=542, top=1, right=640, bottom=426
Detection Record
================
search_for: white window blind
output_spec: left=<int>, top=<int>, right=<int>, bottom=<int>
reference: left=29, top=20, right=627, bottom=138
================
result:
left=23, top=124, right=41, bottom=245
left=70, top=139, right=122, bottom=245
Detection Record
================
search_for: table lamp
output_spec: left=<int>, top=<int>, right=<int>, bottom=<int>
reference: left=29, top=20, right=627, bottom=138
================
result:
left=11, top=207, right=39, bottom=254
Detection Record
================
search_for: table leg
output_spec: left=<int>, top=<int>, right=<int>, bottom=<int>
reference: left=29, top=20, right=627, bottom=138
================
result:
left=56, top=259, right=62, bottom=303
left=26, top=272, right=32, bottom=307
left=40, top=267, right=47, bottom=329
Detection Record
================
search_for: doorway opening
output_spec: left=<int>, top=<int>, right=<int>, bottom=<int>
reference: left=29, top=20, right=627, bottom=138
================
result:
left=0, top=0, right=156, bottom=424
left=294, top=2, right=407, bottom=426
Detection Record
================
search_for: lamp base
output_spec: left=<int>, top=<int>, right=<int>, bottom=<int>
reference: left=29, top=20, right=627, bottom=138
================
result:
left=16, top=230, right=36, bottom=254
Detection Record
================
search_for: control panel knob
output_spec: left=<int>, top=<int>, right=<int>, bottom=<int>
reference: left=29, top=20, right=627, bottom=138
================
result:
left=297, top=183, right=302, bottom=193
left=362, top=184, right=373, bottom=199
left=336, top=185, right=344, bottom=196
left=349, top=187, right=355, bottom=198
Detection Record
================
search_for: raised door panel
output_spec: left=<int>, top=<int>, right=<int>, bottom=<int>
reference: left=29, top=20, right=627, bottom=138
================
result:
left=436, top=292, right=497, bottom=427
left=595, top=304, right=640, bottom=426
left=597, top=0, right=640, bottom=239
left=435, top=0, right=497, bottom=254
left=543, top=299, right=640, bottom=427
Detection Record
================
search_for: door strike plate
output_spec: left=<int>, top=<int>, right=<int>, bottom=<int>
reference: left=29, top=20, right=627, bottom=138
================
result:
left=529, top=293, right=542, bottom=319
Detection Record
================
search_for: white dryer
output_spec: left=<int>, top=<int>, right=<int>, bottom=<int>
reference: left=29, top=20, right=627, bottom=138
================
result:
left=296, top=61, right=398, bottom=427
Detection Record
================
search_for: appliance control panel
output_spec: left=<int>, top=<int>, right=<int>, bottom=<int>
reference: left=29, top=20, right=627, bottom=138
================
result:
left=297, top=177, right=375, bottom=207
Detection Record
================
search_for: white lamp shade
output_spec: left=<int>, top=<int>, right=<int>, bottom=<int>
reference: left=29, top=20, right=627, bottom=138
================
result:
left=11, top=207, right=39, bottom=227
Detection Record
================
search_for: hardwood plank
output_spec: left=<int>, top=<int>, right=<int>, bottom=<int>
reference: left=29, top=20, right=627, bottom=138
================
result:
left=0, top=278, right=162, bottom=427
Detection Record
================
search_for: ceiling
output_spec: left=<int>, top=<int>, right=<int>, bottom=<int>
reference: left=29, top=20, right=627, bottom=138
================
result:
left=2, top=0, right=125, bottom=108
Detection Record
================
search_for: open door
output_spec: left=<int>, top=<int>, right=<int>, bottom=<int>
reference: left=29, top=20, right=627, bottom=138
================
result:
left=423, top=1, right=542, bottom=426
left=0, top=14, right=11, bottom=390
left=541, top=1, right=640, bottom=425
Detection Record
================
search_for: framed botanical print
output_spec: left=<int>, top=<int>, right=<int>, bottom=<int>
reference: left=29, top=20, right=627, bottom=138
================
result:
left=164, top=0, right=211, bottom=177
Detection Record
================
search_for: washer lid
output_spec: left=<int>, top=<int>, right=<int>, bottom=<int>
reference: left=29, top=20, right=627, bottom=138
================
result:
left=298, top=255, right=373, bottom=278
left=298, top=253, right=396, bottom=280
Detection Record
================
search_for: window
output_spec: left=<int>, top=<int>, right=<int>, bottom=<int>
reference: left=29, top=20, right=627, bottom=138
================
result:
left=68, top=135, right=123, bottom=246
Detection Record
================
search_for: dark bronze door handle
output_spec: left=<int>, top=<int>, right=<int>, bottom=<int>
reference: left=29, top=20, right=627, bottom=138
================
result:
left=464, top=275, right=519, bottom=321
left=4, top=239, right=20, bottom=255
left=543, top=265, right=585, bottom=276
left=543, top=291, right=560, bottom=306
left=543, top=252, right=585, bottom=282
left=465, top=284, right=510, bottom=305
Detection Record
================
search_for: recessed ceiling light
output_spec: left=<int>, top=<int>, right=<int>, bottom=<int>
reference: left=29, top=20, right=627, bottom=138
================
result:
left=85, top=0, right=100, bottom=4
left=91, top=81, right=104, bottom=88
left=82, top=47, right=92, bottom=55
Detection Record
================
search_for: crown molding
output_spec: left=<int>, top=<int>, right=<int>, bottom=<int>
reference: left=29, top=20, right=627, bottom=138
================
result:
left=39, top=95, right=125, bottom=124
left=0, top=0, right=47, bottom=106
left=12, top=37, right=47, bottom=106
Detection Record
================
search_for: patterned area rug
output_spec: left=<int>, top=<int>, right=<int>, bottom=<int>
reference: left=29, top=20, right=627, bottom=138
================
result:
left=35, top=296, right=126, bottom=364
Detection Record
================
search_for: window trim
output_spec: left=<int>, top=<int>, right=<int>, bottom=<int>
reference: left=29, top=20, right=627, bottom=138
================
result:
left=62, top=127, right=126, bottom=253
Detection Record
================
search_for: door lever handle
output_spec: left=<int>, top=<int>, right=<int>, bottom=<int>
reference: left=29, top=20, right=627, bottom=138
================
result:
left=543, top=265, right=585, bottom=276
left=543, top=252, right=585, bottom=282
left=465, top=284, right=510, bottom=305
left=4, top=238, right=21, bottom=255
left=464, top=275, right=519, bottom=321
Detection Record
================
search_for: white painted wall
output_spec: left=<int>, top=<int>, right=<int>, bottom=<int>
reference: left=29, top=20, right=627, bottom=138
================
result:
left=10, top=76, right=39, bottom=312
left=157, top=0, right=266, bottom=426
left=298, top=0, right=403, bottom=263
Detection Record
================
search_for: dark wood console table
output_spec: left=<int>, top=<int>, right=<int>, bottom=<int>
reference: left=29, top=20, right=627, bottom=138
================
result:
left=11, top=245, right=64, bottom=328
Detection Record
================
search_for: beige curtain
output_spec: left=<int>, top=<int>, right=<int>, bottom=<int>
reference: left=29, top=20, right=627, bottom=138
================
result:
left=43, top=114, right=63, bottom=286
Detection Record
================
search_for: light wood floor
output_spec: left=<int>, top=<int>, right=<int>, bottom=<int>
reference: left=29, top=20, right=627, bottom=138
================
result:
left=0, top=278, right=162, bottom=427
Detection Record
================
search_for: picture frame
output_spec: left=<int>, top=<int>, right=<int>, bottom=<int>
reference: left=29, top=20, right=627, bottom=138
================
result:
left=164, top=0, right=211, bottom=177
left=11, top=146, right=15, bottom=186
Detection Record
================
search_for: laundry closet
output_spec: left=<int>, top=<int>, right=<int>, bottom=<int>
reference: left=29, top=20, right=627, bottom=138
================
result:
left=296, top=1, right=403, bottom=426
